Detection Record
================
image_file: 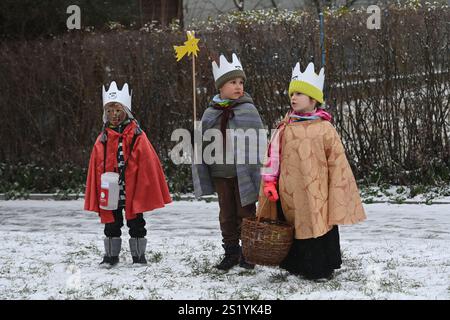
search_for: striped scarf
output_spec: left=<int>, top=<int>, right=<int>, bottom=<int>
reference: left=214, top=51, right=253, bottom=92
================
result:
left=111, top=120, right=131, bottom=208
left=117, top=136, right=126, bottom=208
left=289, top=108, right=332, bottom=123
left=211, top=94, right=251, bottom=146
left=212, top=94, right=234, bottom=108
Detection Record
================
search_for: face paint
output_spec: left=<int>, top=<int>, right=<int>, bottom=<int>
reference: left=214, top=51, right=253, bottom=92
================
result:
left=105, top=103, right=126, bottom=126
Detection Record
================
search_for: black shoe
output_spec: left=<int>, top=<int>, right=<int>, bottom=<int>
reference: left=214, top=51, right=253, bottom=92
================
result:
left=216, top=254, right=239, bottom=270
left=100, top=256, right=119, bottom=266
left=215, top=244, right=240, bottom=271
left=239, top=250, right=255, bottom=269
left=239, top=247, right=255, bottom=270
left=132, top=255, right=147, bottom=264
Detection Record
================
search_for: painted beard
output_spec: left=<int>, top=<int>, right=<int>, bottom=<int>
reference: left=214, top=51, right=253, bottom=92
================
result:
left=108, top=113, right=126, bottom=126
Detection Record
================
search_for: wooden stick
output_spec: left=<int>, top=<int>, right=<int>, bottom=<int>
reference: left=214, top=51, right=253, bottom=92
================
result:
left=192, top=54, right=197, bottom=130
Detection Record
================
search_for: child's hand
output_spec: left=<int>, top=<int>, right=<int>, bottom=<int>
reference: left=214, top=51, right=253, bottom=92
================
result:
left=263, top=181, right=279, bottom=202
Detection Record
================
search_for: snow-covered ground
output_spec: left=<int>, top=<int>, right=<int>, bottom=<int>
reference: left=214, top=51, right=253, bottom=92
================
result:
left=0, top=200, right=449, bottom=300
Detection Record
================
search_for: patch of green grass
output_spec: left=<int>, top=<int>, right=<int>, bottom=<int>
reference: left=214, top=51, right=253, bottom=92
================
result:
left=381, top=187, right=392, bottom=197
left=148, top=251, right=163, bottom=263
left=231, top=286, right=261, bottom=300
left=70, top=249, right=90, bottom=257
left=171, top=193, right=183, bottom=201
left=207, top=286, right=227, bottom=299
left=186, top=254, right=216, bottom=276
left=391, top=195, right=406, bottom=204
left=84, top=244, right=102, bottom=256
left=4, top=188, right=30, bottom=200
left=386, top=258, right=399, bottom=270
left=325, top=279, right=342, bottom=290
left=360, top=186, right=381, bottom=197
left=147, top=288, right=162, bottom=300
left=236, top=269, right=257, bottom=276
left=409, top=280, right=422, bottom=289
left=268, top=270, right=289, bottom=283
left=102, top=283, right=120, bottom=296
left=64, top=288, right=86, bottom=299
left=343, top=256, right=364, bottom=269
left=18, top=284, right=33, bottom=296
left=20, top=264, right=52, bottom=278
left=63, top=248, right=93, bottom=264
left=379, top=273, right=407, bottom=293
left=364, top=271, right=421, bottom=296
left=285, top=282, right=305, bottom=295
left=200, top=240, right=218, bottom=251
left=341, top=269, right=366, bottom=282
left=396, top=186, right=406, bottom=194
left=409, top=185, right=428, bottom=198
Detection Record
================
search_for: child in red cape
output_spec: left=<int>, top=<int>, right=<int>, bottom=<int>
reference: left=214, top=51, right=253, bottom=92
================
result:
left=84, top=81, right=171, bottom=267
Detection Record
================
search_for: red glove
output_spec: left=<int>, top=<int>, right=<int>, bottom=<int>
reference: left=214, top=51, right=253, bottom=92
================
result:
left=263, top=181, right=279, bottom=202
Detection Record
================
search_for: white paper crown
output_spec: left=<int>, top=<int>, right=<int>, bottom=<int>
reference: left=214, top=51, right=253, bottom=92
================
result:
left=291, top=62, right=325, bottom=92
left=212, top=53, right=244, bottom=82
left=102, top=81, right=132, bottom=111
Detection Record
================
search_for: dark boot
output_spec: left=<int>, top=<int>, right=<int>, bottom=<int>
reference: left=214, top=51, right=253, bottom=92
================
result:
left=100, top=237, right=121, bottom=267
left=129, top=237, right=147, bottom=264
left=239, top=247, right=255, bottom=269
left=215, top=244, right=240, bottom=271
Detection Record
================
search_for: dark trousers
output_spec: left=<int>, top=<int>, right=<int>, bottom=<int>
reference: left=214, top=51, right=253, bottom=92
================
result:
left=213, top=177, right=256, bottom=246
left=104, top=208, right=147, bottom=238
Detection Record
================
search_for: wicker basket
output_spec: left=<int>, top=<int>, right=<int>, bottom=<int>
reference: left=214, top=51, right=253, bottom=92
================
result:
left=241, top=210, right=294, bottom=266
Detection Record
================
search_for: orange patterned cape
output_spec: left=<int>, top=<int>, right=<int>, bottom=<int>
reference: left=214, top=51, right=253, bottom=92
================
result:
left=257, top=117, right=366, bottom=239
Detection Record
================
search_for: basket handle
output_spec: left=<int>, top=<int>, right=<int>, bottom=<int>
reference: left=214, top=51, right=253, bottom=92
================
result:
left=256, top=196, right=278, bottom=222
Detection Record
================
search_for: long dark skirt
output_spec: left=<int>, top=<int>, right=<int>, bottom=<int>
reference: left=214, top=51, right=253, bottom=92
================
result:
left=279, top=225, right=342, bottom=279
left=276, top=199, right=342, bottom=279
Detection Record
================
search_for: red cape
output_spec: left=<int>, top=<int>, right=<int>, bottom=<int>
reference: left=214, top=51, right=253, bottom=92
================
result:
left=84, top=121, right=172, bottom=223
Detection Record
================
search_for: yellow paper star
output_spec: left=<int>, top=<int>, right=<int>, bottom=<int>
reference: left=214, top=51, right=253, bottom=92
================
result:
left=174, top=31, right=200, bottom=62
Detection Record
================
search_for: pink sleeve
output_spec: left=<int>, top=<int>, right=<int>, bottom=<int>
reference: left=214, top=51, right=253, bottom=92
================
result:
left=261, top=127, right=282, bottom=183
